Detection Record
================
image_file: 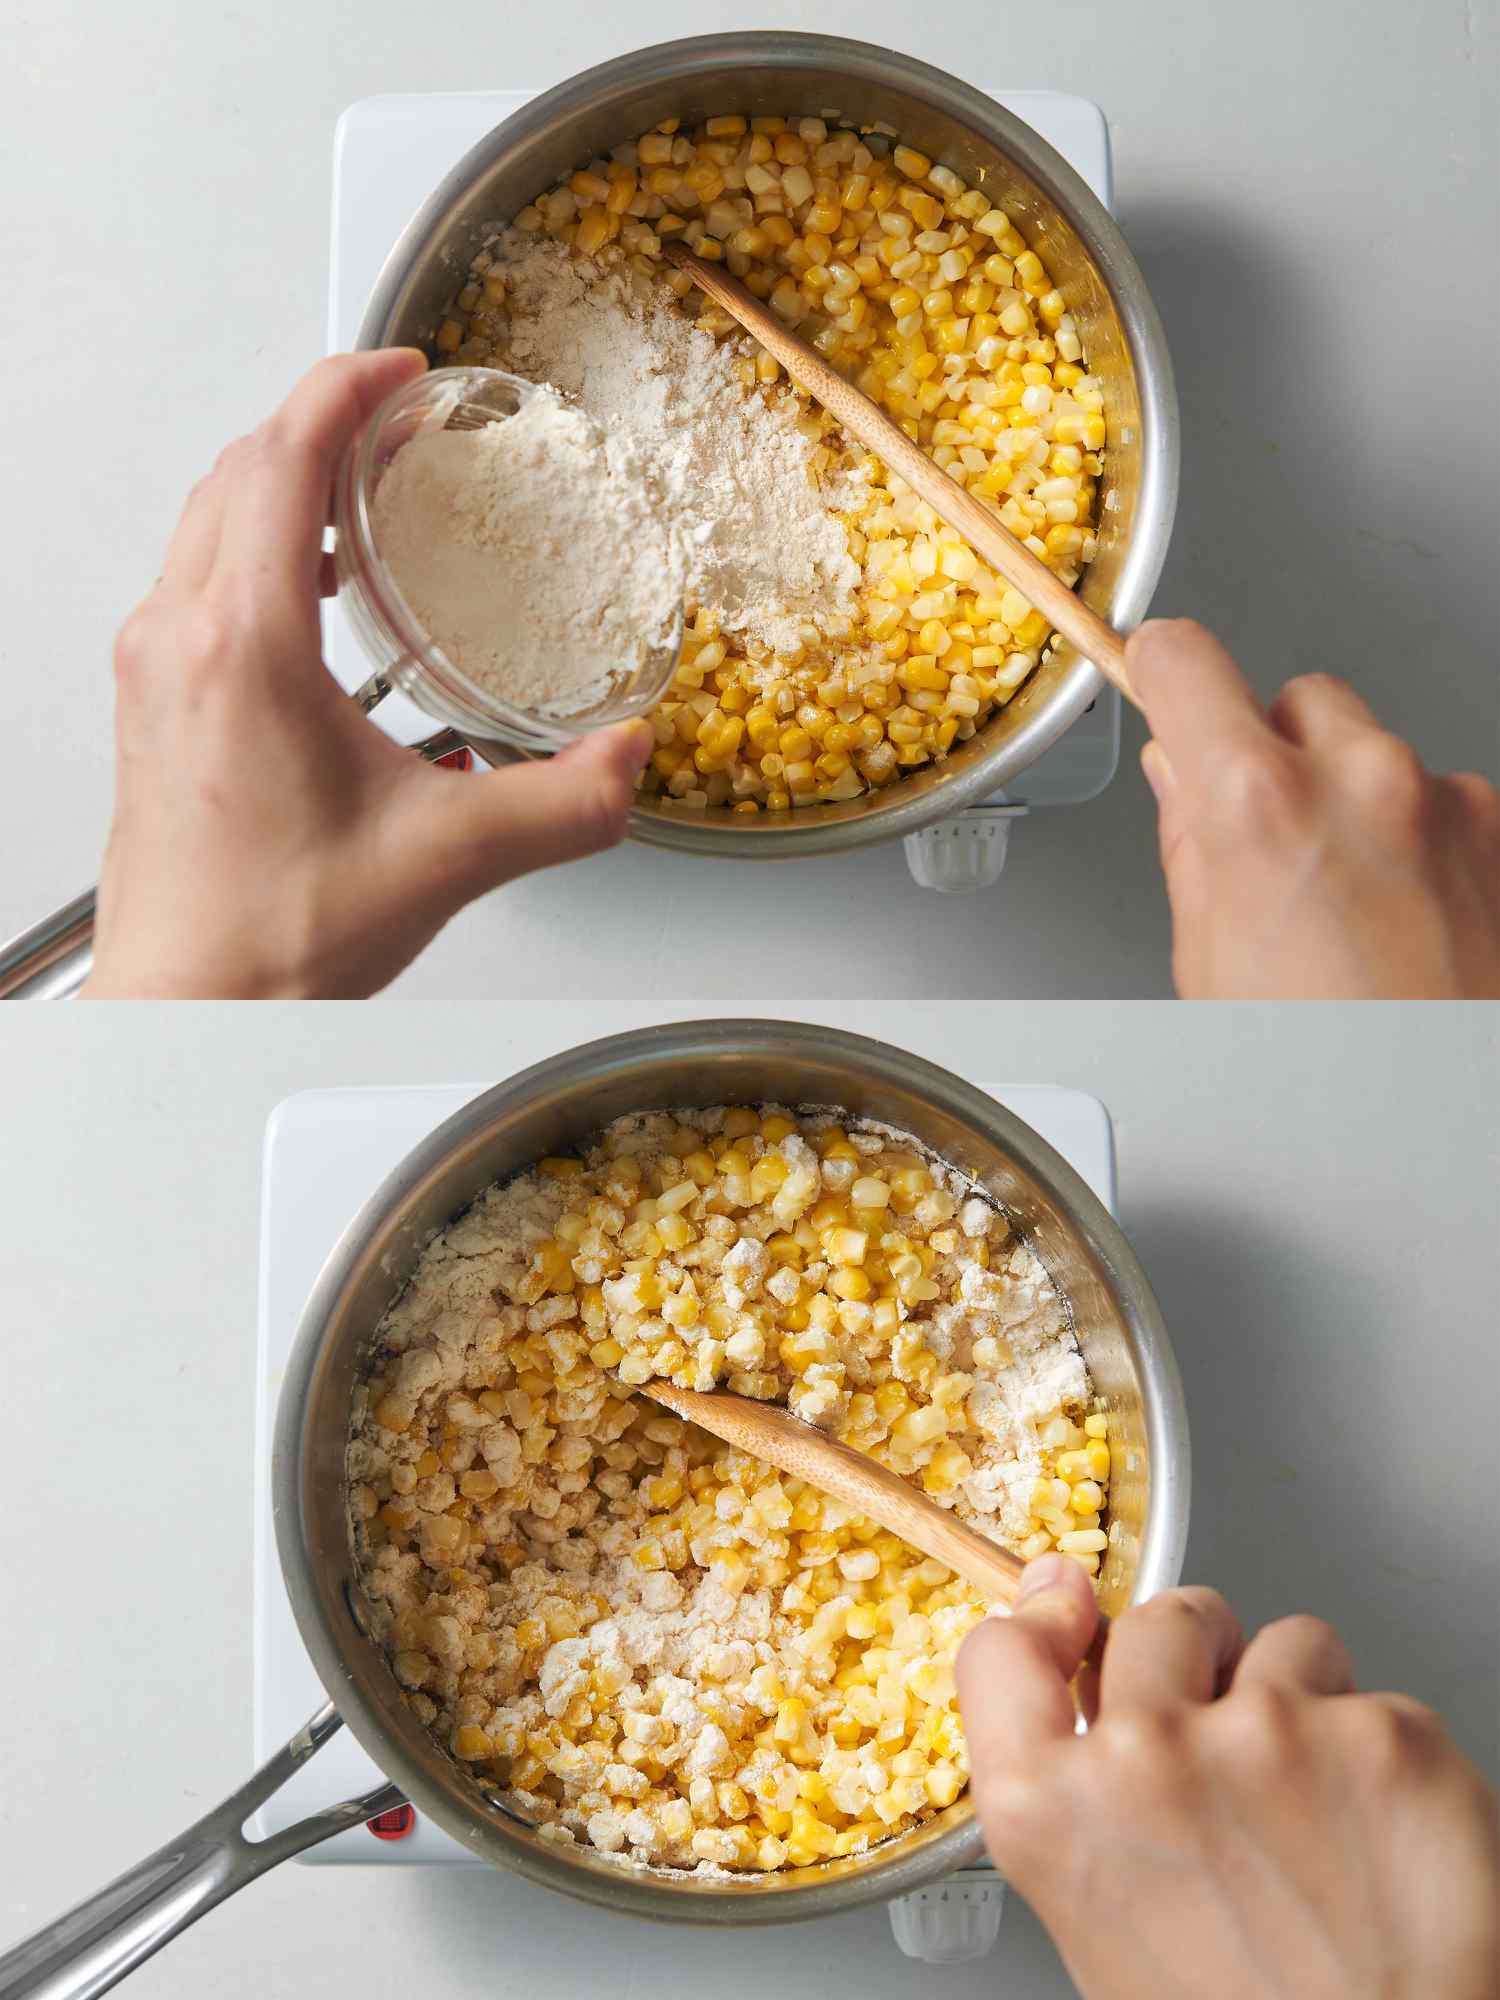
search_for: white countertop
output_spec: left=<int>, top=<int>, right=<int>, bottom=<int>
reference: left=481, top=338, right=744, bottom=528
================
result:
left=2, top=999, right=1496, bottom=1996
left=4, top=1, right=1497, bottom=996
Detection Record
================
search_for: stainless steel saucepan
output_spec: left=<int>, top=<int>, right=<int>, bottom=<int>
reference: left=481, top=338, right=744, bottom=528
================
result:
left=359, top=32, right=1179, bottom=859
left=0, top=1021, right=1189, bottom=1996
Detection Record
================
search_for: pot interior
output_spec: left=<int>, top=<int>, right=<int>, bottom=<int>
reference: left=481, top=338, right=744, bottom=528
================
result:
left=361, top=36, right=1174, bottom=852
left=277, top=1024, right=1185, bottom=1922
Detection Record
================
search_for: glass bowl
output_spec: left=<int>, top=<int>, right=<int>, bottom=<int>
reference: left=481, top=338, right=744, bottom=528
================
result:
left=333, top=365, right=683, bottom=753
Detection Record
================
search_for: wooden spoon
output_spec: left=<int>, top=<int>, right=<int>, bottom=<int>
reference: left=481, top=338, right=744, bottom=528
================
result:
left=663, top=241, right=1135, bottom=705
left=640, top=1379, right=1024, bottom=1605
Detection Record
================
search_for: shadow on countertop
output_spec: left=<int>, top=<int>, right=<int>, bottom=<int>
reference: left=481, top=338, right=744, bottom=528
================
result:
left=1120, top=198, right=1497, bottom=785
left=1126, top=1187, right=1499, bottom=1779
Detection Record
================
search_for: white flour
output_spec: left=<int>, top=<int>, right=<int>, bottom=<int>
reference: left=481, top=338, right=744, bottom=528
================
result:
left=369, top=386, right=681, bottom=717
left=490, top=234, right=863, bottom=655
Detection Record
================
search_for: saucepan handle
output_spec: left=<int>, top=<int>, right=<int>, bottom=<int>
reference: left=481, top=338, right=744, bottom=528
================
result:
left=0, top=891, right=96, bottom=1001
left=0, top=1702, right=404, bottom=2000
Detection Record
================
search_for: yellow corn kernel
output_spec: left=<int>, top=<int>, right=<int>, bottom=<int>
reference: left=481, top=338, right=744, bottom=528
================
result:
left=823, top=1225, right=868, bottom=1265
left=710, top=1547, right=751, bottom=1594
left=645, top=1471, right=684, bottom=1509
left=656, top=1210, right=693, bottom=1251
left=922, top=1441, right=974, bottom=1493
left=745, top=704, right=780, bottom=749
left=829, top=1266, right=871, bottom=1302
left=535, top=1240, right=575, bottom=1293
left=925, top=1763, right=964, bottom=1808
left=873, top=1379, right=910, bottom=1422
left=788, top=1806, right=837, bottom=1858
left=573, top=209, right=612, bottom=256
left=773, top=1698, right=807, bottom=1746
left=750, top=1154, right=791, bottom=1198
left=708, top=1781, right=748, bottom=1824
left=1057, top=1527, right=1109, bottom=1554
left=862, top=1298, right=895, bottom=1341
left=894, top=1404, right=948, bottom=1447
left=751, top=1114, right=793, bottom=1147
left=845, top=1602, right=882, bottom=1642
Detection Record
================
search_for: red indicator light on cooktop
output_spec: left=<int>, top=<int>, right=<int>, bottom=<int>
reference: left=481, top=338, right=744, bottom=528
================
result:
left=367, top=1804, right=416, bottom=1840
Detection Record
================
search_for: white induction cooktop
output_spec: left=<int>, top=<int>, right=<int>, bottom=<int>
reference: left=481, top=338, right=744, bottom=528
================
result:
left=251, top=1077, right=1115, bottom=1962
left=323, top=90, right=1122, bottom=892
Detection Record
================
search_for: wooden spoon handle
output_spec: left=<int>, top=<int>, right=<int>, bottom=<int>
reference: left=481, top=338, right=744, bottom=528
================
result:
left=663, top=242, right=1134, bottom=706
left=641, top=1380, right=1024, bottom=1604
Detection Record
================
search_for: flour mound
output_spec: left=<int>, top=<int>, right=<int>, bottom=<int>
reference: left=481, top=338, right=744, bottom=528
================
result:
left=370, top=385, right=681, bottom=717
left=492, top=234, right=863, bottom=655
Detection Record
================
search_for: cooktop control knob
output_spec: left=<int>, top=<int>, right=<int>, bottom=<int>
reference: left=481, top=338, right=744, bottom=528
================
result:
left=903, top=807, right=1025, bottom=893
left=888, top=1872, right=1006, bottom=1961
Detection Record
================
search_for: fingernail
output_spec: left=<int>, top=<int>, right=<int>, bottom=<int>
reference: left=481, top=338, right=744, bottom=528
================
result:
left=1140, top=739, right=1175, bottom=800
left=616, top=718, right=656, bottom=767
left=1014, top=1552, right=1070, bottom=1605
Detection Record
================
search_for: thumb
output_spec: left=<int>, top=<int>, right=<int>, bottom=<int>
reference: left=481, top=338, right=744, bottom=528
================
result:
left=958, top=1556, right=1099, bottom=1890
left=1140, top=735, right=1214, bottom=996
left=1125, top=619, right=1266, bottom=790
left=1141, top=737, right=1186, bottom=876
left=958, top=1554, right=1099, bottom=1759
left=427, top=719, right=654, bottom=898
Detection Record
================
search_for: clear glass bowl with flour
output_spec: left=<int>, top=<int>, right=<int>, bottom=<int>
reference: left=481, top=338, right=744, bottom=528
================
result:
left=334, top=366, right=684, bottom=752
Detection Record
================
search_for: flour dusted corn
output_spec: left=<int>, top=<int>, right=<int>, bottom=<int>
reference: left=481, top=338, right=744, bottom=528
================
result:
left=349, top=1105, right=1112, bottom=1873
left=438, top=112, right=1103, bottom=811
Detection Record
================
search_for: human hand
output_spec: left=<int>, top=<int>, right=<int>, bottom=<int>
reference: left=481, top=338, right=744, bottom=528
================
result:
left=957, top=1556, right=1499, bottom=2000
left=1128, top=620, right=1500, bottom=997
left=84, top=352, right=652, bottom=998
